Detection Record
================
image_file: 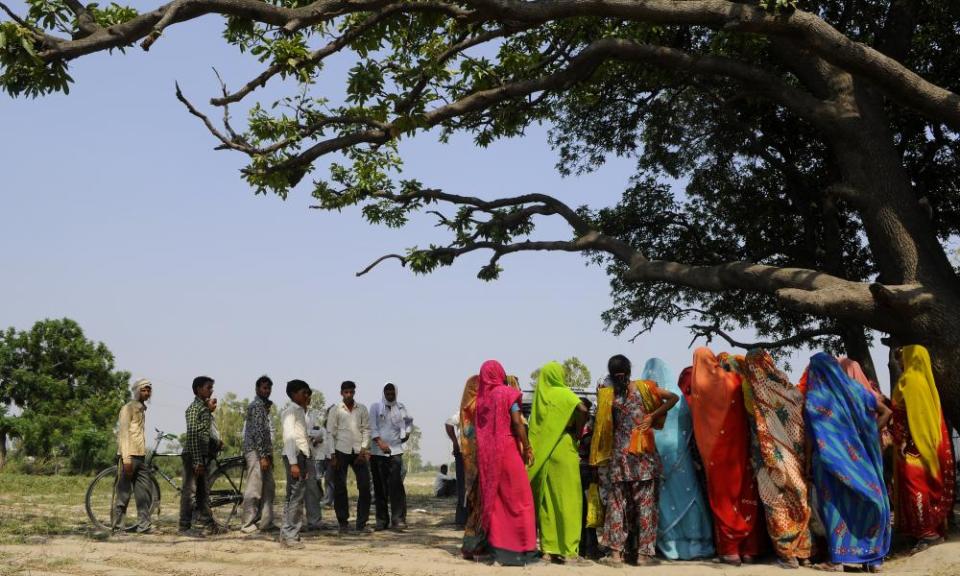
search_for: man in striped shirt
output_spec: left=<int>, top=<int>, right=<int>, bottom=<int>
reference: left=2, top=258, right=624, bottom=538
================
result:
left=179, top=375, right=217, bottom=536
left=240, top=375, right=276, bottom=534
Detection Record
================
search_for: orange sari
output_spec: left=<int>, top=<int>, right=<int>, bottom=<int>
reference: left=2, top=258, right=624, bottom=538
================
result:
left=689, top=348, right=765, bottom=557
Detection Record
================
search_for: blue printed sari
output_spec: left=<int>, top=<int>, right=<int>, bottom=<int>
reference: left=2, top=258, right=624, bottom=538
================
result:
left=804, top=353, right=891, bottom=566
left=642, top=358, right=715, bottom=560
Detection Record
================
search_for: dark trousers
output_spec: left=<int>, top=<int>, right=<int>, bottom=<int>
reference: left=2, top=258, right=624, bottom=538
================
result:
left=333, top=450, right=371, bottom=529
left=179, top=454, right=212, bottom=529
left=371, top=454, right=406, bottom=528
left=454, top=451, right=466, bottom=526
left=115, top=455, right=151, bottom=530
left=437, top=479, right=457, bottom=497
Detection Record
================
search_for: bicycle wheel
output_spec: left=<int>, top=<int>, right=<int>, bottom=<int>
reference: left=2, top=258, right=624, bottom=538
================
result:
left=207, top=457, right=246, bottom=530
left=85, top=465, right=156, bottom=531
left=85, top=466, right=119, bottom=531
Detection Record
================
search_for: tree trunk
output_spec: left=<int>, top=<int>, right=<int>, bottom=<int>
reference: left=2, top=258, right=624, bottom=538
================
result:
left=824, top=81, right=960, bottom=427
left=0, top=431, right=7, bottom=470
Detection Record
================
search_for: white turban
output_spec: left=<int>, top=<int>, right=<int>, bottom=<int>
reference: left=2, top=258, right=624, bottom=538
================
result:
left=132, top=378, right=152, bottom=395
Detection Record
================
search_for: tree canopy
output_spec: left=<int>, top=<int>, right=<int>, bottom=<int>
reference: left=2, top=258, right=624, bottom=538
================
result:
left=0, top=318, right=130, bottom=472
left=3, top=1, right=960, bottom=419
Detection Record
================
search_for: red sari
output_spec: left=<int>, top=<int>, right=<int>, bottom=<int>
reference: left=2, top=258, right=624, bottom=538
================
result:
left=891, top=346, right=955, bottom=540
left=475, top=360, right=537, bottom=564
left=688, top=348, right=765, bottom=558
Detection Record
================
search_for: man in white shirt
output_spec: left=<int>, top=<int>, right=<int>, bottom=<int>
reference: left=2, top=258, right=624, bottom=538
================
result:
left=304, top=398, right=327, bottom=531
left=280, top=379, right=312, bottom=548
left=444, top=410, right=466, bottom=527
left=433, top=464, right=457, bottom=497
left=325, top=380, right=372, bottom=533
left=369, top=383, right=413, bottom=530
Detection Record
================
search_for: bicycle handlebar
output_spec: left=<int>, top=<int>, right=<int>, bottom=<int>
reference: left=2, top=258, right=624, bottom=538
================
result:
left=154, top=428, right=179, bottom=442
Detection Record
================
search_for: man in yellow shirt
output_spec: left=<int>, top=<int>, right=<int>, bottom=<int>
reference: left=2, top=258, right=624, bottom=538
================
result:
left=115, top=378, right=153, bottom=533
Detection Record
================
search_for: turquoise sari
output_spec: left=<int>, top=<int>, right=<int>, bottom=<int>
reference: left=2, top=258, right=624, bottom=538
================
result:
left=642, top=358, right=715, bottom=560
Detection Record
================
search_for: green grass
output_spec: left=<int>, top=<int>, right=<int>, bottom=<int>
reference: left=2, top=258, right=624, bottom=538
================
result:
left=0, top=473, right=92, bottom=543
left=0, top=469, right=448, bottom=542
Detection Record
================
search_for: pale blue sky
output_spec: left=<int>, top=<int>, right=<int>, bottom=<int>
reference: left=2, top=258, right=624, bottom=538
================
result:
left=0, top=10, right=887, bottom=464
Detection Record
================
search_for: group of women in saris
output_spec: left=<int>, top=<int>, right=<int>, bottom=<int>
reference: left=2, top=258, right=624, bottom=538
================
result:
left=454, top=345, right=954, bottom=570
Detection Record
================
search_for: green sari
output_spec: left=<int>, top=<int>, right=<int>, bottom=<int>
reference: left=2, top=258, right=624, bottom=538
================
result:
left=528, top=362, right=583, bottom=557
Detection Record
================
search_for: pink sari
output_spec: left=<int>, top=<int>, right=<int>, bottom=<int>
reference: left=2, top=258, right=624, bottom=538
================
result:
left=476, top=360, right=537, bottom=562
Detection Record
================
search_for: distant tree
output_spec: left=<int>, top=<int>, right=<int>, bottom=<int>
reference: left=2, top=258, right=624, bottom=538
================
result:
left=0, top=343, right=13, bottom=469
left=529, top=368, right=540, bottom=389
left=563, top=358, right=592, bottom=391
left=530, top=357, right=592, bottom=390
left=404, top=424, right=423, bottom=474
left=309, top=390, right=326, bottom=413
left=213, top=392, right=249, bottom=456
left=0, top=319, right=130, bottom=473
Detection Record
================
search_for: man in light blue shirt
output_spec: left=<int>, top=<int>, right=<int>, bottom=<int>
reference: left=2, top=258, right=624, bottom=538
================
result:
left=369, top=383, right=413, bottom=530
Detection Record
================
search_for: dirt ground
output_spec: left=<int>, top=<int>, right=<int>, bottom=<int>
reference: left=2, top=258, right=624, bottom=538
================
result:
left=2, top=529, right=959, bottom=576
left=1, top=474, right=958, bottom=576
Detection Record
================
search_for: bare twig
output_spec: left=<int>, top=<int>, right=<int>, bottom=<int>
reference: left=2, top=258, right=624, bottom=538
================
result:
left=175, top=82, right=254, bottom=153
left=356, top=254, right=407, bottom=276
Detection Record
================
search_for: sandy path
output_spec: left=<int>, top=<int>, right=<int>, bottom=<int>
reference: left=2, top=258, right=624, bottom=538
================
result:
left=2, top=527, right=958, bottom=576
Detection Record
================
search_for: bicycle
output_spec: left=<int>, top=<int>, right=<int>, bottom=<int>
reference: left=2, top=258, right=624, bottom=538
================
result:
left=85, top=428, right=247, bottom=532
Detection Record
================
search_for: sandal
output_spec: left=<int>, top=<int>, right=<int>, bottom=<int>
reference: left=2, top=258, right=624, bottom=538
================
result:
left=598, top=557, right=625, bottom=568
left=911, top=537, right=943, bottom=555
left=718, top=555, right=742, bottom=566
left=865, top=564, right=883, bottom=573
left=635, top=555, right=660, bottom=566
left=812, top=562, right=844, bottom=572
left=777, top=557, right=800, bottom=570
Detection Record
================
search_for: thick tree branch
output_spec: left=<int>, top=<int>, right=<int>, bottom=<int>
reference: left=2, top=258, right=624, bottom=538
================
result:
left=211, top=7, right=403, bottom=106
left=386, top=189, right=594, bottom=236
left=463, top=0, right=960, bottom=129
left=687, top=324, right=838, bottom=350
left=354, top=211, right=923, bottom=332
left=141, top=0, right=192, bottom=51
left=61, top=0, right=100, bottom=38
left=253, top=38, right=837, bottom=176
left=624, top=259, right=901, bottom=331
left=35, top=0, right=471, bottom=61
left=24, top=0, right=959, bottom=128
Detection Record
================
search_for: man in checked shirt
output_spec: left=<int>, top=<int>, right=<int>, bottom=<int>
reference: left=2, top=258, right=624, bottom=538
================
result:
left=240, top=375, right=277, bottom=534
left=178, top=375, right=220, bottom=537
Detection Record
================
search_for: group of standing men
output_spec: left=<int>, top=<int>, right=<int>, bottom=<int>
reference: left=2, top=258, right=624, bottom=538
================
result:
left=112, top=375, right=414, bottom=549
